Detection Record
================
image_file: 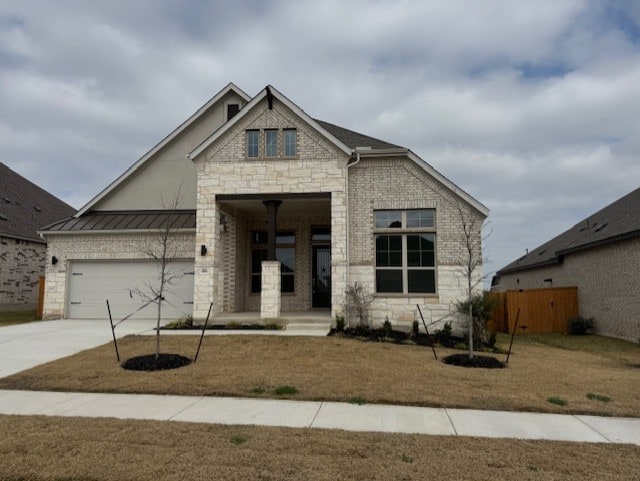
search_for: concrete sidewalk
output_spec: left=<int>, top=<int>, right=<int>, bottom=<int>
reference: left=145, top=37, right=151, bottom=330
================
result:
left=1, top=320, right=639, bottom=445
left=0, top=389, right=638, bottom=445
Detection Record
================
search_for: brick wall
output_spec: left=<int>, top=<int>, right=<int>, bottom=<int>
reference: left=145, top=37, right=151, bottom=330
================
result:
left=347, top=158, right=485, bottom=329
left=496, top=237, right=640, bottom=341
left=0, top=236, right=46, bottom=310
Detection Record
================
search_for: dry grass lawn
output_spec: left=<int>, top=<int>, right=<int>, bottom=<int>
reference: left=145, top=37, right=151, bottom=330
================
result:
left=1, top=414, right=638, bottom=481
left=1, top=333, right=638, bottom=416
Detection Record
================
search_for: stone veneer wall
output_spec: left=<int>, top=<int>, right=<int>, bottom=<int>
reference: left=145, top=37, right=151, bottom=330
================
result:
left=260, top=261, right=281, bottom=318
left=347, top=158, right=485, bottom=330
left=496, top=237, right=640, bottom=341
left=0, top=236, right=46, bottom=310
left=42, top=231, right=195, bottom=319
left=193, top=97, right=349, bottom=319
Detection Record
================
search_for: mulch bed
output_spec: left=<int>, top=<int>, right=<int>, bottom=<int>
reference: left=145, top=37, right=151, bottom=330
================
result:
left=442, top=353, right=505, bottom=369
left=121, top=353, right=192, bottom=371
left=329, top=327, right=443, bottom=346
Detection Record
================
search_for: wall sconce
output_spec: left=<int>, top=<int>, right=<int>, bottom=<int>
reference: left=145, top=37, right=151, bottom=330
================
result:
left=219, top=214, right=227, bottom=233
left=51, top=256, right=58, bottom=265
left=200, top=245, right=207, bottom=256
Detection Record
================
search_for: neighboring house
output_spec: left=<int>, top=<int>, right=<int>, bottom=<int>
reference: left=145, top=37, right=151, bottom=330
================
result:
left=493, top=187, right=640, bottom=341
left=0, top=163, right=76, bottom=311
left=41, top=83, right=489, bottom=327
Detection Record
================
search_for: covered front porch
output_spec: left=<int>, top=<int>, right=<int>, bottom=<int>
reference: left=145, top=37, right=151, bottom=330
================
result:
left=194, top=192, right=346, bottom=321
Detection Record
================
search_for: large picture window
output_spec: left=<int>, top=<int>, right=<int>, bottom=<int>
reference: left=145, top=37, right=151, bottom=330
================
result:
left=374, top=209, right=436, bottom=294
left=251, top=231, right=295, bottom=293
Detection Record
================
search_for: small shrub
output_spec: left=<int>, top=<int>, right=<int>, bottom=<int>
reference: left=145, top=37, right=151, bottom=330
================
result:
left=335, top=315, right=346, bottom=332
left=382, top=317, right=392, bottom=337
left=343, top=282, right=373, bottom=328
left=230, top=435, right=247, bottom=445
left=164, top=316, right=193, bottom=329
left=412, top=320, right=419, bottom=336
left=349, top=396, right=366, bottom=405
left=264, top=321, right=282, bottom=330
left=225, top=321, right=241, bottom=329
left=547, top=396, right=568, bottom=406
left=586, top=393, right=611, bottom=403
left=567, top=316, right=595, bottom=335
left=401, top=454, right=413, bottom=463
left=486, top=331, right=497, bottom=349
left=250, top=386, right=266, bottom=395
left=435, top=322, right=453, bottom=347
left=274, top=385, right=298, bottom=396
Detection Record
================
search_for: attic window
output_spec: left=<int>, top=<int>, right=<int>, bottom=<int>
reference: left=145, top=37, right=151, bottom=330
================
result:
left=227, top=104, right=240, bottom=121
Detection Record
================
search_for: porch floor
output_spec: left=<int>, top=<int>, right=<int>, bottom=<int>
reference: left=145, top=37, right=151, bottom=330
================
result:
left=212, top=310, right=331, bottom=325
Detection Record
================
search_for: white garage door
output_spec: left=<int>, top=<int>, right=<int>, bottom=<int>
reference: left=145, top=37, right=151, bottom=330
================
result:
left=68, top=260, right=195, bottom=320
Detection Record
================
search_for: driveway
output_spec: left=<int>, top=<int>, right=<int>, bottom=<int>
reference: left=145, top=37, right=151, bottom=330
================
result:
left=0, top=319, right=157, bottom=378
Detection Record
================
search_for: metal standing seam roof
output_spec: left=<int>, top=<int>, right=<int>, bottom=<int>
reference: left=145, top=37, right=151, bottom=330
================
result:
left=498, top=186, right=640, bottom=274
left=43, top=211, right=197, bottom=233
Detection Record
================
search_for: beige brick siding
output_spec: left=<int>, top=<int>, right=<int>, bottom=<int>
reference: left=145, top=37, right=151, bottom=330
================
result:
left=347, top=158, right=485, bottom=329
left=0, top=236, right=46, bottom=310
left=496, top=237, right=640, bottom=341
left=42, top=232, right=195, bottom=319
left=260, top=261, right=281, bottom=318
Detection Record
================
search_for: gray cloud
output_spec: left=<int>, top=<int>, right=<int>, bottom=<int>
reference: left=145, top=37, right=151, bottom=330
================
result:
left=1, top=0, right=639, bottom=280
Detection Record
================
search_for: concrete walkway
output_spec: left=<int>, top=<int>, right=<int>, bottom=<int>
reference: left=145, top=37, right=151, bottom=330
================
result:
left=1, top=319, right=639, bottom=445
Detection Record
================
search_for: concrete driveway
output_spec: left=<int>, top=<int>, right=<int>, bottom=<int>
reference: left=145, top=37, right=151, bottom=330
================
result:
left=0, top=319, right=157, bottom=378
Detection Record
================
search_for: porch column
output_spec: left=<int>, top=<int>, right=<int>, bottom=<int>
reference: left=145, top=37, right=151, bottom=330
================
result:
left=260, top=260, right=281, bottom=319
left=263, top=200, right=282, bottom=260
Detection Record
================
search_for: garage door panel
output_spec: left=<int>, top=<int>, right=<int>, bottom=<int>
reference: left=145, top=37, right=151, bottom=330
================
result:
left=68, top=261, right=194, bottom=320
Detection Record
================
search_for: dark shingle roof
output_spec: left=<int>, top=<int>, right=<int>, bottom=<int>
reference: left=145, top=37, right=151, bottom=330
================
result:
left=44, top=210, right=196, bottom=232
left=0, top=163, right=76, bottom=242
left=498, top=186, right=640, bottom=274
left=314, top=119, right=402, bottom=150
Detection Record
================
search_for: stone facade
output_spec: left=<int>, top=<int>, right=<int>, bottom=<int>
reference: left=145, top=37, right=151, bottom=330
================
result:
left=495, top=237, right=640, bottom=341
left=0, top=236, right=46, bottom=311
left=260, top=261, right=281, bottom=318
left=193, top=98, right=349, bottom=320
left=42, top=231, right=195, bottom=319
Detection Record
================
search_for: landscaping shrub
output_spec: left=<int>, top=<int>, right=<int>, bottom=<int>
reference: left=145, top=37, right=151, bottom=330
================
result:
left=412, top=320, right=419, bottom=336
left=335, top=315, right=345, bottom=332
left=343, top=282, right=373, bottom=329
left=435, top=321, right=454, bottom=347
left=382, top=317, right=392, bottom=337
left=567, top=316, right=595, bottom=335
left=455, top=292, right=497, bottom=349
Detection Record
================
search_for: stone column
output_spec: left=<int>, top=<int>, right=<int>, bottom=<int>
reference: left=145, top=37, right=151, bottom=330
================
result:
left=331, top=190, right=348, bottom=319
left=260, top=260, right=281, bottom=319
left=193, top=197, right=221, bottom=320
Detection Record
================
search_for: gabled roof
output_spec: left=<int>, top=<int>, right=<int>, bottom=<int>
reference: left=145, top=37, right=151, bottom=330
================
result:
left=498, top=186, right=640, bottom=274
left=189, top=85, right=353, bottom=159
left=0, top=162, right=76, bottom=242
left=75, top=82, right=251, bottom=217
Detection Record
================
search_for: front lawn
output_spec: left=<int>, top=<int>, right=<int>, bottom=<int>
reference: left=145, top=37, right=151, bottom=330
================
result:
left=1, top=333, right=638, bottom=416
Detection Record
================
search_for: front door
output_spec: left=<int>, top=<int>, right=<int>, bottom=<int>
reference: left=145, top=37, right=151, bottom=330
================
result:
left=312, top=246, right=331, bottom=308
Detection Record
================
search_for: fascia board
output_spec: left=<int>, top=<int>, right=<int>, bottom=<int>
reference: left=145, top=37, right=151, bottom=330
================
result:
left=75, top=83, right=251, bottom=217
left=407, top=151, right=490, bottom=217
left=189, top=85, right=352, bottom=160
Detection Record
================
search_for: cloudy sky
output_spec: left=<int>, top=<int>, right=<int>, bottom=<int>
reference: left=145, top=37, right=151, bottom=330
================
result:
left=1, top=0, right=639, bottom=280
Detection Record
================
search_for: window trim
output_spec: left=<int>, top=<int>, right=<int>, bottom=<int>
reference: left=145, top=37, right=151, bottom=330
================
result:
left=374, top=209, right=437, bottom=295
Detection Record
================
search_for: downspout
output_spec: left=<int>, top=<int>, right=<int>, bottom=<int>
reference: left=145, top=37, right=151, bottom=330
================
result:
left=345, top=149, right=364, bottom=299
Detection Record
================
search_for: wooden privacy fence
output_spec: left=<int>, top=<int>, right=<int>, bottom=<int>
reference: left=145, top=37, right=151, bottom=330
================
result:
left=489, top=287, right=578, bottom=334
left=37, top=276, right=45, bottom=319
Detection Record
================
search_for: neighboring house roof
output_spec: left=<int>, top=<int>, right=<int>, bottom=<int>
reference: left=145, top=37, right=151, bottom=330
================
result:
left=498, top=186, right=640, bottom=275
left=44, top=210, right=196, bottom=233
left=0, top=162, right=76, bottom=243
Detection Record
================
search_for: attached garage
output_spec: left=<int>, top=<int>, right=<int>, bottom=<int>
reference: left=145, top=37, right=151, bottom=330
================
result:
left=67, top=260, right=194, bottom=320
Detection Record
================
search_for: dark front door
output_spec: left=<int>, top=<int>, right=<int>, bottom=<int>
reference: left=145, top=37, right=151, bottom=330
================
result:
left=312, top=246, right=331, bottom=308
